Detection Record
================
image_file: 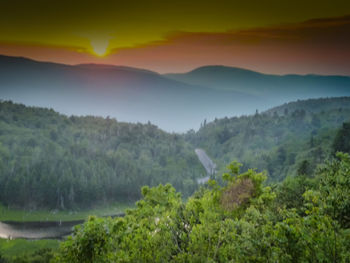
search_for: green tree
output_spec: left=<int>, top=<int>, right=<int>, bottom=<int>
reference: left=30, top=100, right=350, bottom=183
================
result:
left=333, top=122, right=350, bottom=154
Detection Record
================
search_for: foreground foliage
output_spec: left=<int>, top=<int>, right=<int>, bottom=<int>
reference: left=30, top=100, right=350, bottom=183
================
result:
left=0, top=239, right=58, bottom=263
left=55, top=154, right=350, bottom=262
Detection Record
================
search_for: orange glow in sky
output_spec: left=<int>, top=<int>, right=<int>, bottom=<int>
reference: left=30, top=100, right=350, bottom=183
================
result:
left=0, top=0, right=349, bottom=75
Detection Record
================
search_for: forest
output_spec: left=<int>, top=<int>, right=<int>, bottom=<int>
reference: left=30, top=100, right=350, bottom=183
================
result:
left=0, top=101, right=204, bottom=209
left=1, top=97, right=350, bottom=210
left=1, top=97, right=350, bottom=262
left=187, top=97, right=350, bottom=181
left=1, top=0, right=349, bottom=261
left=54, top=152, right=350, bottom=262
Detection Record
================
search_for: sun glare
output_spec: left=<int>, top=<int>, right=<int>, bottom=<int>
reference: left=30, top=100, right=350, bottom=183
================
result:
left=90, top=39, right=109, bottom=57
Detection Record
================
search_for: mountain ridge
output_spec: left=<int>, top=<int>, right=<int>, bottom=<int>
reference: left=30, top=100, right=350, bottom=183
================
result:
left=165, top=64, right=350, bottom=100
left=1, top=54, right=350, bottom=132
left=0, top=55, right=261, bottom=132
left=167, top=64, right=350, bottom=78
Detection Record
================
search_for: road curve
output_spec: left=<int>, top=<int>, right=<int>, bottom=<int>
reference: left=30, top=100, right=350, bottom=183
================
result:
left=195, top=148, right=217, bottom=184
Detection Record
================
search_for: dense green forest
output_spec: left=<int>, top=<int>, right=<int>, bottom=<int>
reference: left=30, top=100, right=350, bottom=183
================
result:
left=0, top=101, right=204, bottom=209
left=186, top=97, right=350, bottom=182
left=53, top=153, right=350, bottom=262
left=1, top=97, right=350, bottom=262
left=1, top=97, right=350, bottom=210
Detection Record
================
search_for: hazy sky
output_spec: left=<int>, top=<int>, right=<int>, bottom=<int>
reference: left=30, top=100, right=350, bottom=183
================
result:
left=1, top=0, right=350, bottom=75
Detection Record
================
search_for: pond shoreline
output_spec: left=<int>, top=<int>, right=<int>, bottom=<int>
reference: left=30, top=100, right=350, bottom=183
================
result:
left=0, top=213, right=125, bottom=240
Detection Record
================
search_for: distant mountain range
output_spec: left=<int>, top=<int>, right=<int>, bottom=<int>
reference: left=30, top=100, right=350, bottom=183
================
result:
left=1, top=55, right=350, bottom=131
left=166, top=65, right=350, bottom=99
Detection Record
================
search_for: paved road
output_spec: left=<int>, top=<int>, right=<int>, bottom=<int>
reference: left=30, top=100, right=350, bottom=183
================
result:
left=195, top=148, right=216, bottom=184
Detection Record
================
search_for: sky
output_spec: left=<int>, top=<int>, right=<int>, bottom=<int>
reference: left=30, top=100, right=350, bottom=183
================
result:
left=1, top=0, right=350, bottom=75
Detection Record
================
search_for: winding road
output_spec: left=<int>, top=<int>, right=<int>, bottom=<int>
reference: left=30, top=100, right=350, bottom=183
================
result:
left=195, top=148, right=217, bottom=184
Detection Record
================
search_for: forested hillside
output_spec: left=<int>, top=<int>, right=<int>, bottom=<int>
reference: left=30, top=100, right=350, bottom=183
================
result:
left=1, top=98, right=350, bottom=262
left=54, top=154, right=350, bottom=262
left=265, top=97, right=350, bottom=115
left=186, top=97, right=350, bottom=181
left=1, top=97, right=349, bottom=210
left=0, top=101, right=205, bottom=209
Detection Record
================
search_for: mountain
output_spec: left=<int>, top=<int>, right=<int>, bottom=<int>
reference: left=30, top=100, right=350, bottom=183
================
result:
left=0, top=101, right=205, bottom=209
left=1, top=97, right=350, bottom=209
left=0, top=56, right=262, bottom=132
left=165, top=65, right=350, bottom=101
left=264, top=97, right=350, bottom=115
left=185, top=97, right=350, bottom=182
left=1, top=56, right=350, bottom=132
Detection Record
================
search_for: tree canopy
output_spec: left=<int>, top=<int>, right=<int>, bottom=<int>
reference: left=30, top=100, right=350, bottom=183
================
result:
left=0, top=101, right=204, bottom=209
left=55, top=154, right=350, bottom=262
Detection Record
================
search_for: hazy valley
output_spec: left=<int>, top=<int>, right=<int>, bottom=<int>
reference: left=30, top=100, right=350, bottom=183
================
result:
left=2, top=55, right=350, bottom=132
left=1, top=57, right=350, bottom=262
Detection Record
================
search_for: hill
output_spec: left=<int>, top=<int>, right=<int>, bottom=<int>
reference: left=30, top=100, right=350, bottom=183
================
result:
left=265, top=97, right=350, bottom=115
left=0, top=55, right=262, bottom=132
left=0, top=101, right=205, bottom=209
left=1, top=97, right=350, bottom=210
left=166, top=65, right=350, bottom=102
left=185, top=97, right=350, bottom=181
left=2, top=56, right=350, bottom=132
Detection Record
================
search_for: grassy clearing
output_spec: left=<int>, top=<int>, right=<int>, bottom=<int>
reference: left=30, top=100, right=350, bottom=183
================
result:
left=0, top=238, right=59, bottom=258
left=0, top=202, right=133, bottom=222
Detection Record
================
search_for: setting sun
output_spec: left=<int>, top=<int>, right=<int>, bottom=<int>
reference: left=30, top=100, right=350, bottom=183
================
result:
left=90, top=39, right=109, bottom=56
left=1, top=1, right=350, bottom=261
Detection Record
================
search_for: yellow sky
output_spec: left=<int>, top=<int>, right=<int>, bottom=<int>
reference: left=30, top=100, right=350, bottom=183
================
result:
left=1, top=0, right=350, bottom=56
